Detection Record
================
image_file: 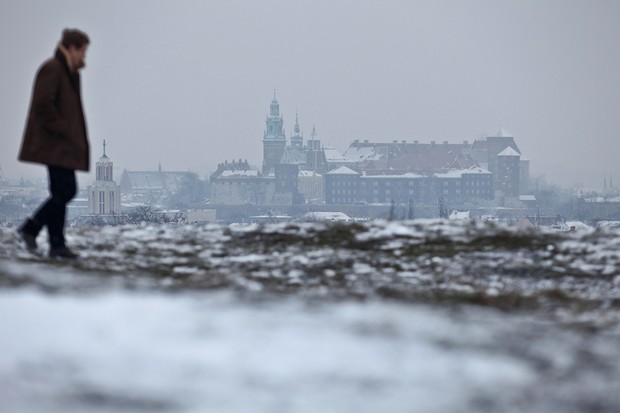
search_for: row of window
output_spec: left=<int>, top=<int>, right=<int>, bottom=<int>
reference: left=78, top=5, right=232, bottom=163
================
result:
left=93, top=190, right=116, bottom=214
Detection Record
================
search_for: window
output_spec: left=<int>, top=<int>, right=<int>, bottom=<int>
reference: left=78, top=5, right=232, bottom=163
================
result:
left=99, top=191, right=105, bottom=215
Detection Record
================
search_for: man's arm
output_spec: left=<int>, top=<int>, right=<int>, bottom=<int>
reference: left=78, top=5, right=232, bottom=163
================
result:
left=31, top=63, right=68, bottom=137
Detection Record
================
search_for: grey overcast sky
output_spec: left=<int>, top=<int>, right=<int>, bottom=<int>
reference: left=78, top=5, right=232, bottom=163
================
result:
left=1, top=0, right=619, bottom=188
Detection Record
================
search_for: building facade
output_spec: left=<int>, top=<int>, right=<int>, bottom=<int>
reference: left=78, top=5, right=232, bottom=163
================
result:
left=210, top=160, right=275, bottom=205
left=325, top=167, right=493, bottom=205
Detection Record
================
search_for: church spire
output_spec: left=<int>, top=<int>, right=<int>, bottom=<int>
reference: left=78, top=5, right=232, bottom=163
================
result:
left=270, top=90, right=280, bottom=117
left=96, top=140, right=113, bottom=181
left=306, top=125, right=321, bottom=150
left=264, top=91, right=285, bottom=139
left=290, top=111, right=303, bottom=150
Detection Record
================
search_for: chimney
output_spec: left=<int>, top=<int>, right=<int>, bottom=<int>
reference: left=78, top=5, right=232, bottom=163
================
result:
left=431, top=141, right=436, bottom=145
left=443, top=141, right=448, bottom=145
left=401, top=140, right=406, bottom=144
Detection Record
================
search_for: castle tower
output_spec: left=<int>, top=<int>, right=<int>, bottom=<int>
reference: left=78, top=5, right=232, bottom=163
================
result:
left=262, top=90, right=287, bottom=175
left=496, top=147, right=521, bottom=196
left=290, top=112, right=303, bottom=150
left=88, top=140, right=121, bottom=215
left=305, top=126, right=327, bottom=172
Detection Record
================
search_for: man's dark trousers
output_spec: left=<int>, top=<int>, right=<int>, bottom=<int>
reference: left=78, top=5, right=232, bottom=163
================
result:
left=23, top=166, right=77, bottom=248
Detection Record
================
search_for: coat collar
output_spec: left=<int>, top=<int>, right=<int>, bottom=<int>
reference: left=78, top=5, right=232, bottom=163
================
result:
left=56, top=43, right=75, bottom=72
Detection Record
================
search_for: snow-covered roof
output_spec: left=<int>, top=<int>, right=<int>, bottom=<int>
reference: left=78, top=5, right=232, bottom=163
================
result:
left=449, top=210, right=470, bottom=220
left=362, top=172, right=422, bottom=179
left=491, top=128, right=513, bottom=138
left=219, top=169, right=259, bottom=178
left=436, top=167, right=491, bottom=179
left=323, top=147, right=350, bottom=162
left=342, top=146, right=381, bottom=162
left=498, top=147, right=520, bottom=157
left=435, top=170, right=465, bottom=179
left=299, top=170, right=323, bottom=177
left=302, top=211, right=352, bottom=221
left=565, top=221, right=592, bottom=231
left=327, top=166, right=360, bottom=175
left=121, top=171, right=193, bottom=191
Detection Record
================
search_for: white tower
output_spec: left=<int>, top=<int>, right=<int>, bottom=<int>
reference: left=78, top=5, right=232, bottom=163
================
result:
left=88, top=140, right=121, bottom=215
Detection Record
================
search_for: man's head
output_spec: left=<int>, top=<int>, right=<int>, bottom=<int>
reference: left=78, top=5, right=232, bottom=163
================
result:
left=61, top=29, right=89, bottom=70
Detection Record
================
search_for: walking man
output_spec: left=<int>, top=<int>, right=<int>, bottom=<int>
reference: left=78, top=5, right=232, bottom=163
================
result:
left=17, top=29, right=90, bottom=258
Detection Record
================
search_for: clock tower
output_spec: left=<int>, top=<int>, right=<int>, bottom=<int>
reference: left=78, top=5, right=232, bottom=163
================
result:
left=262, top=91, right=287, bottom=175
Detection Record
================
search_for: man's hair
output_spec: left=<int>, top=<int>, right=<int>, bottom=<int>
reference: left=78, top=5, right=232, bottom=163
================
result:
left=61, top=29, right=90, bottom=49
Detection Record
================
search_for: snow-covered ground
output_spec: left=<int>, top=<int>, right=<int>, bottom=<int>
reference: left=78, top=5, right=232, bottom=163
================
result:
left=1, top=220, right=620, bottom=412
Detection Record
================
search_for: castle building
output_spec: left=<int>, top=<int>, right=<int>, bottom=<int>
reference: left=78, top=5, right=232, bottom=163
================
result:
left=88, top=140, right=121, bottom=215
left=325, top=166, right=493, bottom=206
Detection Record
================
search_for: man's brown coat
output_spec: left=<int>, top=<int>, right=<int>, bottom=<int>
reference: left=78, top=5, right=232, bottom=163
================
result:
left=18, top=48, right=89, bottom=171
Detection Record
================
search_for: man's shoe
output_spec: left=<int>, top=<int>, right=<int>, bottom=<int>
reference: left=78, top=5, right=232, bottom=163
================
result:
left=17, top=228, right=38, bottom=251
left=49, top=246, right=79, bottom=259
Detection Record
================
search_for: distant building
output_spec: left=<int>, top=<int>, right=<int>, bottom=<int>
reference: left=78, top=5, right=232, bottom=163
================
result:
left=344, top=129, right=528, bottom=197
left=304, top=126, right=329, bottom=172
left=261, top=93, right=349, bottom=176
left=120, top=164, right=195, bottom=203
left=210, top=159, right=274, bottom=205
left=222, top=94, right=531, bottom=208
left=262, top=91, right=287, bottom=175
left=325, top=166, right=360, bottom=204
left=496, top=147, right=521, bottom=196
left=187, top=209, right=217, bottom=223
left=346, top=139, right=478, bottom=174
left=274, top=163, right=303, bottom=204
left=520, top=158, right=531, bottom=193
left=298, top=170, right=324, bottom=204
left=88, top=141, right=121, bottom=215
left=325, top=166, right=493, bottom=206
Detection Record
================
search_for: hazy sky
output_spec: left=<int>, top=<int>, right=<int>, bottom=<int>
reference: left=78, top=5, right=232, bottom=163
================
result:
left=1, top=0, right=619, bottom=188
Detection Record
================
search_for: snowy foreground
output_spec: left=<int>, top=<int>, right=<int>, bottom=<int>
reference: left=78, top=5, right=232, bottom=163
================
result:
left=1, top=219, right=620, bottom=412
